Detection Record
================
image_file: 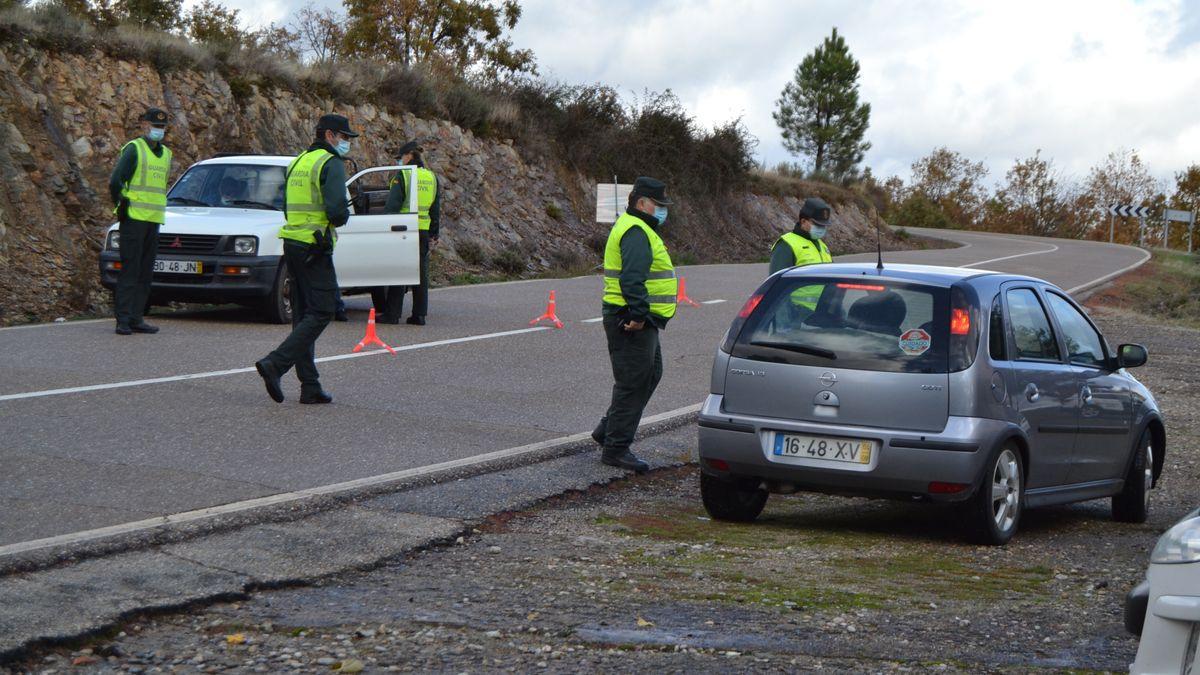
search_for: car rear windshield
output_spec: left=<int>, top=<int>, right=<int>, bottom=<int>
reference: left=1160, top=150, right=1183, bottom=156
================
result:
left=731, top=277, right=950, bottom=373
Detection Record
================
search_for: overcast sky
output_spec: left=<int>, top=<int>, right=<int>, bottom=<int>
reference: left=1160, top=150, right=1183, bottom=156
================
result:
left=198, top=0, right=1200, bottom=188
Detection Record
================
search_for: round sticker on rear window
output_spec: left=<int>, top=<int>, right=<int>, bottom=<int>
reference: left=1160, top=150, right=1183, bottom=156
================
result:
left=898, top=328, right=932, bottom=356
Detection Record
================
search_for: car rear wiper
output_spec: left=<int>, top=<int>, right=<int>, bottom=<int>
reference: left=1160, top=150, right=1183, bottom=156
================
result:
left=750, top=340, right=837, bottom=360
left=230, top=200, right=281, bottom=211
left=167, top=197, right=209, bottom=206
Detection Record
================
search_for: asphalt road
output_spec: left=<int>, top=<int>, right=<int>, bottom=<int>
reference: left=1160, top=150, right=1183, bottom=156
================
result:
left=0, top=228, right=1148, bottom=550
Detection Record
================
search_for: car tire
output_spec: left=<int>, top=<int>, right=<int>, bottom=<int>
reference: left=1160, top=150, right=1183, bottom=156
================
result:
left=700, top=472, right=768, bottom=523
left=1112, top=429, right=1153, bottom=524
left=260, top=262, right=293, bottom=325
left=968, top=443, right=1024, bottom=546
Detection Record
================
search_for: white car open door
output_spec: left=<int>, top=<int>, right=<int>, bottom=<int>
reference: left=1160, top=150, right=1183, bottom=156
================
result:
left=332, top=165, right=420, bottom=288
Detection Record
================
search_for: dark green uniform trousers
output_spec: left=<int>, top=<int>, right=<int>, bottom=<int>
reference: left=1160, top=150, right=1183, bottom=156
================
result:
left=263, top=242, right=337, bottom=394
left=114, top=219, right=159, bottom=326
left=597, top=314, right=664, bottom=453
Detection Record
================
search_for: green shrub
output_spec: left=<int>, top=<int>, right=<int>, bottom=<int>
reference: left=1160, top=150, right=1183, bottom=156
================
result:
left=442, top=81, right=493, bottom=136
left=492, top=245, right=526, bottom=276
left=544, top=202, right=563, bottom=220
left=108, top=26, right=214, bottom=72
left=891, top=194, right=956, bottom=230
left=376, top=65, right=439, bottom=118
left=455, top=240, right=487, bottom=266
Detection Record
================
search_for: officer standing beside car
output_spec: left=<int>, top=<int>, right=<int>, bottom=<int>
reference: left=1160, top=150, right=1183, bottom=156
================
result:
left=254, top=114, right=358, bottom=405
left=372, top=140, right=440, bottom=325
left=591, top=177, right=677, bottom=474
left=109, top=107, right=172, bottom=335
left=769, top=197, right=834, bottom=274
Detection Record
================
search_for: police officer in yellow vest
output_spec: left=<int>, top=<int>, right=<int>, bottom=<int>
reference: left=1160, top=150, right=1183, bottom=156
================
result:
left=254, top=114, right=357, bottom=404
left=372, top=140, right=440, bottom=325
left=109, top=107, right=172, bottom=335
left=769, top=197, right=834, bottom=312
left=591, top=177, right=677, bottom=474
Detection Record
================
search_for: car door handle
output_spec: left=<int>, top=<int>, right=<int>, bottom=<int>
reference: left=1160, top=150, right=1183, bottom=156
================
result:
left=391, top=225, right=408, bottom=232
left=1024, top=383, right=1040, bottom=402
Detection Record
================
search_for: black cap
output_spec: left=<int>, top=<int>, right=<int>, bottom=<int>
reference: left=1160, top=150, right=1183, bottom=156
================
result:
left=631, top=176, right=672, bottom=205
left=396, top=140, right=422, bottom=157
left=140, top=107, right=168, bottom=126
left=799, top=197, right=832, bottom=226
left=316, top=113, right=359, bottom=138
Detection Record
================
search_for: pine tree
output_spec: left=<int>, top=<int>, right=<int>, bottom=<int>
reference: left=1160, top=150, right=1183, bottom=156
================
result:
left=773, top=27, right=871, bottom=180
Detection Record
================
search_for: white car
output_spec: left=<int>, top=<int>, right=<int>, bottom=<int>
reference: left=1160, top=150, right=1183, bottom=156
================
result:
left=1126, top=506, right=1200, bottom=673
left=100, top=154, right=421, bottom=323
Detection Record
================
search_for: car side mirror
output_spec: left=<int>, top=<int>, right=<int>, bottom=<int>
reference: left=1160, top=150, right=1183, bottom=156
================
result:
left=1117, top=343, right=1148, bottom=369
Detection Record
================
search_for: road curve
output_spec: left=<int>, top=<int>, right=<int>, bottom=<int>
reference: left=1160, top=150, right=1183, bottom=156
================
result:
left=0, top=229, right=1148, bottom=551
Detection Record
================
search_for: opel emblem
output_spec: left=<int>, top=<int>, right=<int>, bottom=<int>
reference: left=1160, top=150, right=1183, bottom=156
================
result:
left=819, top=371, right=837, bottom=387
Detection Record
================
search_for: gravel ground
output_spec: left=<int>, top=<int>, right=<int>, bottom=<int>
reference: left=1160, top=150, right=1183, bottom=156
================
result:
left=9, top=308, right=1199, bottom=674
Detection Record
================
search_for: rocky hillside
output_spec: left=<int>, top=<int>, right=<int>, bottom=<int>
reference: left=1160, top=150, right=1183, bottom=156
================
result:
left=0, top=40, right=910, bottom=325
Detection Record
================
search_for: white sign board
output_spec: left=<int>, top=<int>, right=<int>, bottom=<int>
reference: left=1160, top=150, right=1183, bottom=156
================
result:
left=595, top=183, right=634, bottom=224
left=1164, top=208, right=1193, bottom=223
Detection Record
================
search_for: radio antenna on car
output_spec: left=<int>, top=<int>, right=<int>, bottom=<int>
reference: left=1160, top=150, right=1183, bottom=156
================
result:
left=875, top=221, right=885, bottom=272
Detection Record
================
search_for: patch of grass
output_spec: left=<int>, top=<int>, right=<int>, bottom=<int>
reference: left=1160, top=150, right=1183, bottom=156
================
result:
left=1104, top=251, right=1200, bottom=327
left=445, top=272, right=505, bottom=286
left=454, top=240, right=488, bottom=267
left=544, top=202, right=564, bottom=220
left=491, top=245, right=527, bottom=276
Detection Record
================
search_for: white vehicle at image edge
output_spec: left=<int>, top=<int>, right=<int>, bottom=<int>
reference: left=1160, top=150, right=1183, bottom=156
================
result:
left=99, top=155, right=421, bottom=323
left=1126, top=507, right=1200, bottom=674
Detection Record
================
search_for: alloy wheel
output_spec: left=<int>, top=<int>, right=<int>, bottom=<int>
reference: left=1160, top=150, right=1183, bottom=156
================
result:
left=991, top=449, right=1021, bottom=533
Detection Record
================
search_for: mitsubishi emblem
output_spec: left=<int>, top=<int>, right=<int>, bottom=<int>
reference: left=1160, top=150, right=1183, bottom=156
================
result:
left=819, top=371, right=838, bottom=387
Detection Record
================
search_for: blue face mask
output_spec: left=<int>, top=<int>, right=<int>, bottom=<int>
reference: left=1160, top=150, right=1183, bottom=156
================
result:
left=810, top=224, right=827, bottom=240
left=147, top=127, right=165, bottom=142
left=654, top=205, right=669, bottom=226
left=335, top=139, right=351, bottom=156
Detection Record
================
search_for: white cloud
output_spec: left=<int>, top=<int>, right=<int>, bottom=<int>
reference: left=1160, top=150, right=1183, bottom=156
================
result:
left=200, top=0, right=1200, bottom=186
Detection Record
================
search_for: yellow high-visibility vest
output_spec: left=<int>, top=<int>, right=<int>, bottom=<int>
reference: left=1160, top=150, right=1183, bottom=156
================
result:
left=777, top=232, right=832, bottom=310
left=393, top=167, right=438, bottom=231
left=281, top=149, right=336, bottom=247
left=119, top=137, right=172, bottom=224
left=602, top=213, right=677, bottom=320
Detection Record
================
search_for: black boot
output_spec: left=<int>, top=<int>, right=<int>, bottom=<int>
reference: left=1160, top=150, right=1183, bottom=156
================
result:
left=255, top=359, right=284, bottom=403
left=591, top=420, right=606, bottom=445
left=300, top=389, right=333, bottom=404
left=602, top=449, right=649, bottom=474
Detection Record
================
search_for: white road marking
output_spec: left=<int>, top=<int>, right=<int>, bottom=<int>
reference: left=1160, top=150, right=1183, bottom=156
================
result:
left=0, top=326, right=551, bottom=403
left=700, top=299, right=727, bottom=305
left=0, top=318, right=110, bottom=332
left=960, top=240, right=1060, bottom=268
left=581, top=317, right=604, bottom=323
left=1067, top=246, right=1152, bottom=295
left=0, top=402, right=702, bottom=558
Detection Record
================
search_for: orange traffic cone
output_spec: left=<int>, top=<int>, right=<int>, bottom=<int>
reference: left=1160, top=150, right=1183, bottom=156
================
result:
left=353, top=308, right=397, bottom=354
left=530, top=290, right=564, bottom=329
left=677, top=276, right=701, bottom=308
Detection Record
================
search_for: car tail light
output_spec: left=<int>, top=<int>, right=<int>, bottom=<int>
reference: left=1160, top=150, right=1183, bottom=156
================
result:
left=928, top=481, right=969, bottom=494
left=705, top=458, right=731, bottom=471
left=949, top=286, right=980, bottom=372
left=950, top=308, right=970, bottom=335
left=721, top=283, right=773, bottom=353
left=737, top=294, right=763, bottom=318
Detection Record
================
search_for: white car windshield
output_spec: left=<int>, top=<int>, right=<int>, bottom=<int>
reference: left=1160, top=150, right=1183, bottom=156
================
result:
left=167, top=163, right=286, bottom=211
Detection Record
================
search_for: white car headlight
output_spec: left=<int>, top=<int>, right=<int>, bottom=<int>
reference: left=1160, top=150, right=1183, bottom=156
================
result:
left=107, top=231, right=120, bottom=251
left=1151, top=515, right=1200, bottom=564
left=232, top=236, right=258, bottom=255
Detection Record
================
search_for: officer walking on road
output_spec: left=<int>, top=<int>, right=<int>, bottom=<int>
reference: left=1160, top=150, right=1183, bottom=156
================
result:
left=769, top=197, right=834, bottom=274
left=109, top=107, right=172, bottom=335
left=591, top=177, right=677, bottom=474
left=254, top=114, right=358, bottom=404
left=372, top=140, right=440, bottom=325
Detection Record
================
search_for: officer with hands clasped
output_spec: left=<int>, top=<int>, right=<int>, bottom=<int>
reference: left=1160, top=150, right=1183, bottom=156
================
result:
left=592, top=177, right=678, bottom=474
left=254, top=113, right=358, bottom=405
left=109, top=107, right=172, bottom=336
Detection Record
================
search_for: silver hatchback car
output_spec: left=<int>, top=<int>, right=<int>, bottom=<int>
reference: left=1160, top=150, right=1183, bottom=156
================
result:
left=698, top=263, right=1166, bottom=544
